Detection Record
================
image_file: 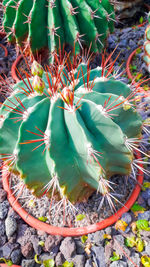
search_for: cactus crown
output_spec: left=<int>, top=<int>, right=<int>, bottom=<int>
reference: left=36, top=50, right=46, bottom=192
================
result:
left=0, top=52, right=143, bottom=208
left=2, top=0, right=115, bottom=59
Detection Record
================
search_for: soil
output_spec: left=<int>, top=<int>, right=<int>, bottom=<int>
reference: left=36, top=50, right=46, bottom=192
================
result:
left=10, top=172, right=136, bottom=228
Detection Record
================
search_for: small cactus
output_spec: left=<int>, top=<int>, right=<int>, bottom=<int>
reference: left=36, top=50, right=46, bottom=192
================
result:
left=0, top=53, right=144, bottom=208
left=2, top=0, right=115, bottom=59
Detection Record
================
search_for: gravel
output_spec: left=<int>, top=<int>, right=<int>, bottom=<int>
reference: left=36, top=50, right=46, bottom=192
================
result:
left=0, top=6, right=150, bottom=267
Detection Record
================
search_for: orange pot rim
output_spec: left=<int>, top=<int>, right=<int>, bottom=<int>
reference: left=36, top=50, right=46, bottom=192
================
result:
left=11, top=55, right=22, bottom=83
left=126, top=46, right=143, bottom=81
left=2, top=151, right=143, bottom=237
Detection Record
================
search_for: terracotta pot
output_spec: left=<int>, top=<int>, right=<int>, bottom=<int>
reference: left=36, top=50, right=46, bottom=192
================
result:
left=126, top=46, right=150, bottom=97
left=11, top=55, right=22, bottom=83
left=2, top=151, right=143, bottom=237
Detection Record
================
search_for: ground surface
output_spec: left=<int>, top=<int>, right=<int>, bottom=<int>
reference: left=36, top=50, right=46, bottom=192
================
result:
left=0, top=5, right=150, bottom=267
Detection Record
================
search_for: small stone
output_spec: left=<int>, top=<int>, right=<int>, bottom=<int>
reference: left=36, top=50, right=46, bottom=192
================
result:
left=40, top=252, right=54, bottom=261
left=145, top=242, right=150, bottom=256
left=21, top=242, right=34, bottom=259
left=8, top=233, right=17, bottom=243
left=85, top=259, right=93, bottom=267
left=59, top=237, right=76, bottom=259
left=31, top=235, right=42, bottom=255
left=121, top=213, right=132, bottom=224
left=72, top=254, right=85, bottom=267
left=16, top=225, right=32, bottom=246
left=0, top=188, right=7, bottom=202
left=21, top=259, right=35, bottom=267
left=128, top=252, right=140, bottom=267
left=74, top=239, right=85, bottom=254
left=110, top=260, right=127, bottom=267
left=148, top=198, right=150, bottom=207
left=0, top=220, right=5, bottom=235
left=5, top=216, right=17, bottom=237
left=55, top=252, right=65, bottom=267
left=138, top=211, right=150, bottom=221
left=0, top=200, right=9, bottom=219
left=142, top=189, right=150, bottom=200
left=88, top=230, right=105, bottom=245
left=44, top=235, right=62, bottom=253
left=0, top=235, right=6, bottom=246
left=91, top=246, right=106, bottom=267
left=2, top=243, right=19, bottom=259
left=11, top=248, right=22, bottom=264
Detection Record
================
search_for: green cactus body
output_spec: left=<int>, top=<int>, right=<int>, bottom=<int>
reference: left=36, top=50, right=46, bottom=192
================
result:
left=0, top=62, right=142, bottom=203
left=2, top=0, right=115, bottom=57
left=144, top=12, right=150, bottom=72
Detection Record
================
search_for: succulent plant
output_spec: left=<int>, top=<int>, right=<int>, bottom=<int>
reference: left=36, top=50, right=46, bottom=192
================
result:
left=143, top=12, right=150, bottom=72
left=0, top=53, right=143, bottom=207
left=2, top=0, right=115, bottom=58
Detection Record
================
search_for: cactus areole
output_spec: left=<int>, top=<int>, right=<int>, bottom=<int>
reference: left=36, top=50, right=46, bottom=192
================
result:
left=0, top=57, right=143, bottom=205
left=2, top=0, right=115, bottom=58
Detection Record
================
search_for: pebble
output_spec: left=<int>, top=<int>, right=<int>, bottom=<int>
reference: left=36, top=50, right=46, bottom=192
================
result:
left=0, top=188, right=7, bottom=202
left=91, top=246, right=106, bottom=267
left=5, top=216, right=17, bottom=237
left=110, top=261, right=128, bottom=267
left=44, top=235, right=62, bottom=253
left=85, top=259, right=93, bottom=267
left=127, top=252, right=140, bottom=267
left=72, top=254, right=85, bottom=267
left=0, top=219, right=5, bottom=235
left=142, top=189, right=150, bottom=200
left=121, top=212, right=132, bottom=224
left=11, top=248, right=22, bottom=264
left=2, top=242, right=19, bottom=259
left=59, top=237, right=76, bottom=259
left=88, top=230, right=105, bottom=245
left=55, top=252, right=65, bottom=267
left=21, top=241, right=34, bottom=259
left=31, top=235, right=42, bottom=255
left=21, top=259, right=35, bottom=267
left=138, top=210, right=150, bottom=221
left=0, top=200, right=9, bottom=219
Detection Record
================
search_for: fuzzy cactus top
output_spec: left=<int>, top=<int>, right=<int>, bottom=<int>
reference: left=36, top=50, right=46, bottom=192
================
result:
left=0, top=59, right=142, bottom=203
left=2, top=0, right=115, bottom=58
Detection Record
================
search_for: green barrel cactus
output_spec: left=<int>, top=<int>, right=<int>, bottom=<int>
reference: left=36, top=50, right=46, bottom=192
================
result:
left=0, top=58, right=142, bottom=204
left=143, top=12, right=150, bottom=72
left=2, top=0, right=115, bottom=58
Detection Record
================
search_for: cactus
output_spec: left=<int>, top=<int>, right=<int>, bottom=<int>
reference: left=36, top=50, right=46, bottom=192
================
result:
left=0, top=53, right=143, bottom=207
left=143, top=12, right=150, bottom=72
left=2, top=0, right=115, bottom=58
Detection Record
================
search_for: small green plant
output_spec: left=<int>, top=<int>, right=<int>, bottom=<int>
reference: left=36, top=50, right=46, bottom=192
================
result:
left=2, top=0, right=115, bottom=59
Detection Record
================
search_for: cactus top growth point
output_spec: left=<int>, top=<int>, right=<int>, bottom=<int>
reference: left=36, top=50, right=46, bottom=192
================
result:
left=143, top=12, right=150, bottom=72
left=2, top=0, right=115, bottom=58
left=0, top=54, right=143, bottom=205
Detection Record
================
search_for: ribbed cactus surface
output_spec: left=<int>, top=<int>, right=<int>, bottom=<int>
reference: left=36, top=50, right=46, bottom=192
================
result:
left=0, top=61, right=142, bottom=203
left=143, top=12, right=150, bottom=72
left=2, top=0, right=115, bottom=57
